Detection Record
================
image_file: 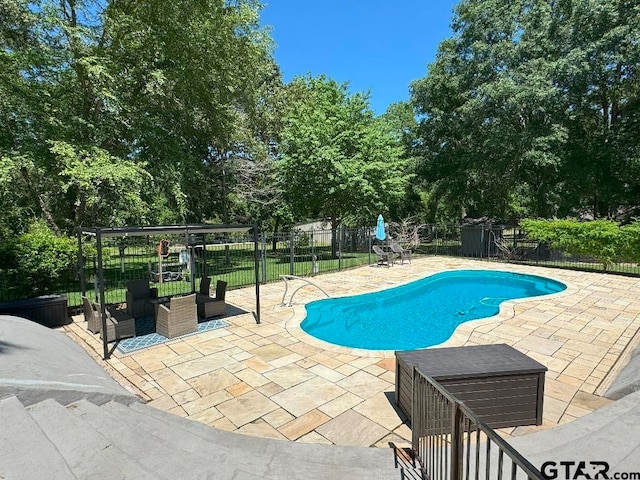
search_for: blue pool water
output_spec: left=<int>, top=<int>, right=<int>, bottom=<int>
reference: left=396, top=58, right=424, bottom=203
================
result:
left=300, top=270, right=566, bottom=350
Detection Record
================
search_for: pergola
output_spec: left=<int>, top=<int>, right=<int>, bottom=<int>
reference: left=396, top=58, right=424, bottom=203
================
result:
left=77, top=224, right=261, bottom=359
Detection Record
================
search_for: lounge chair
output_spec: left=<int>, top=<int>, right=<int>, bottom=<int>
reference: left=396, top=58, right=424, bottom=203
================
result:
left=391, top=241, right=412, bottom=264
left=372, top=245, right=393, bottom=267
left=156, top=293, right=197, bottom=338
left=126, top=279, right=158, bottom=318
left=82, top=295, right=135, bottom=342
left=197, top=279, right=227, bottom=319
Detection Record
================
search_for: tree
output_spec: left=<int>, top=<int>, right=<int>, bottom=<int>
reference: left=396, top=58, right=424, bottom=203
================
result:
left=103, top=0, right=276, bottom=224
left=379, top=101, right=425, bottom=221
left=554, top=0, right=640, bottom=217
left=278, top=75, right=411, bottom=255
left=410, top=0, right=640, bottom=221
left=411, top=0, right=568, bottom=220
left=0, top=0, right=276, bottom=235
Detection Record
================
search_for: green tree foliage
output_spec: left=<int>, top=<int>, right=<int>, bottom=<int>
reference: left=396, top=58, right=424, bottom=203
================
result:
left=0, top=0, right=277, bottom=299
left=279, top=75, right=411, bottom=232
left=103, top=0, right=276, bottom=224
left=379, top=102, right=424, bottom=221
left=411, top=0, right=640, bottom=221
left=0, top=0, right=275, bottom=235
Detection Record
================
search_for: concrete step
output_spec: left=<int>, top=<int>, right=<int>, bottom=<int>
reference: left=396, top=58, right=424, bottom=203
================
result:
left=614, top=444, right=640, bottom=472
left=27, top=398, right=159, bottom=480
left=102, top=401, right=242, bottom=459
left=524, top=402, right=640, bottom=471
left=105, top=401, right=399, bottom=480
left=69, top=399, right=221, bottom=480
left=127, top=401, right=399, bottom=478
left=0, top=396, right=75, bottom=480
left=509, top=389, right=640, bottom=457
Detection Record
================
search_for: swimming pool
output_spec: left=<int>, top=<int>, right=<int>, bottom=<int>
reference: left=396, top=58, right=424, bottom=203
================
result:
left=300, top=269, right=566, bottom=350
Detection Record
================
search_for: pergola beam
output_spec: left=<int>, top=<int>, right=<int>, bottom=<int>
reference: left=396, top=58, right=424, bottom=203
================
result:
left=81, top=224, right=252, bottom=238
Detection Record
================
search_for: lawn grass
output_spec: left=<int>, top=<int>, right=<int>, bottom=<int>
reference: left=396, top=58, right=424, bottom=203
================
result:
left=67, top=242, right=372, bottom=308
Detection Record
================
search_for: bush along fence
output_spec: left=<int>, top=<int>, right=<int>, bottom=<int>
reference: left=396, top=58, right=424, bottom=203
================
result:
left=415, top=219, right=640, bottom=276
left=3, top=220, right=640, bottom=308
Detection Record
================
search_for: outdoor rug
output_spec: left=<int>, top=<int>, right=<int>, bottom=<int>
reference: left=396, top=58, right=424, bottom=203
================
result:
left=116, top=316, right=230, bottom=354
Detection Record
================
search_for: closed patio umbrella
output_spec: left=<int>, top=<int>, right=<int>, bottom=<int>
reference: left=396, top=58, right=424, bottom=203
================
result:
left=376, top=214, right=386, bottom=243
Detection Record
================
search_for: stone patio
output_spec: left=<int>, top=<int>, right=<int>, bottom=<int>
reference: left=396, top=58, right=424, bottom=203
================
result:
left=63, top=256, right=640, bottom=447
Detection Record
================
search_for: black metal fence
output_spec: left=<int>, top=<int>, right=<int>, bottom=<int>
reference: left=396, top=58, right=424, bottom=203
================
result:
left=2, top=227, right=375, bottom=308
left=2, top=223, right=639, bottom=308
left=415, top=224, right=640, bottom=276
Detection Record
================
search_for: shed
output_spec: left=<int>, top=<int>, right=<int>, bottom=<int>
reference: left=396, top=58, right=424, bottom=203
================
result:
left=460, top=217, right=503, bottom=257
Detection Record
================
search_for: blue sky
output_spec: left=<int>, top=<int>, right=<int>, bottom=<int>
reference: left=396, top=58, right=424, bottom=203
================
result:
left=259, top=1, right=460, bottom=114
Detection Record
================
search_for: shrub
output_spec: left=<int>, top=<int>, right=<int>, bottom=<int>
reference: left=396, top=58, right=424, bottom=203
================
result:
left=10, top=221, right=79, bottom=295
left=619, top=222, right=640, bottom=262
left=292, top=229, right=310, bottom=248
left=521, top=218, right=621, bottom=269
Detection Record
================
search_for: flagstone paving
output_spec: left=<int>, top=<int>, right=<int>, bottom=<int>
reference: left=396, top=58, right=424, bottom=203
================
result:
left=64, top=256, right=640, bottom=447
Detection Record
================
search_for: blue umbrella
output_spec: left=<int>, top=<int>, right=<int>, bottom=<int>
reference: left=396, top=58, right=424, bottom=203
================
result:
left=376, top=214, right=386, bottom=241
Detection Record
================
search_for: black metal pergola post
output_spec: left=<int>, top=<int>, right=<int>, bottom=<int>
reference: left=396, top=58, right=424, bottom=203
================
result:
left=95, top=229, right=109, bottom=360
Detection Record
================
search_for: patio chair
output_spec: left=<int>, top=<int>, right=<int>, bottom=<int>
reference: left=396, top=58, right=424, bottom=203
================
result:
left=197, top=280, right=227, bottom=319
left=196, top=276, right=212, bottom=302
left=82, top=295, right=102, bottom=334
left=126, top=279, right=158, bottom=318
left=156, top=293, right=197, bottom=339
left=390, top=241, right=412, bottom=264
left=82, top=295, right=135, bottom=342
left=372, top=245, right=393, bottom=267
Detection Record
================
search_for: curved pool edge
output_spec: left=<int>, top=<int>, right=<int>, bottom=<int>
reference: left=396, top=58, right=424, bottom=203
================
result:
left=432, top=281, right=577, bottom=349
left=285, top=310, right=397, bottom=358
left=284, top=266, right=576, bottom=357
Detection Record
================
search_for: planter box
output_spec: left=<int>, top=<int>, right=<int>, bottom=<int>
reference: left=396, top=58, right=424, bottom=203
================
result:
left=0, top=295, right=70, bottom=327
left=396, top=344, right=546, bottom=429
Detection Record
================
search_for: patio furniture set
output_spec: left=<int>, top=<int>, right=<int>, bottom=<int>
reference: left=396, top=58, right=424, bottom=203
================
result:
left=82, top=277, right=227, bottom=343
left=372, top=241, right=412, bottom=267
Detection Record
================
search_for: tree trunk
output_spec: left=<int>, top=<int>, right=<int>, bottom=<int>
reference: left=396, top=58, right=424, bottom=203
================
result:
left=331, top=217, right=339, bottom=258
left=20, top=167, right=62, bottom=236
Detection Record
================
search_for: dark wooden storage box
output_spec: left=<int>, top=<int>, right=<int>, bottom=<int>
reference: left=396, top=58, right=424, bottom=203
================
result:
left=396, top=344, right=546, bottom=429
left=0, top=295, right=70, bottom=327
